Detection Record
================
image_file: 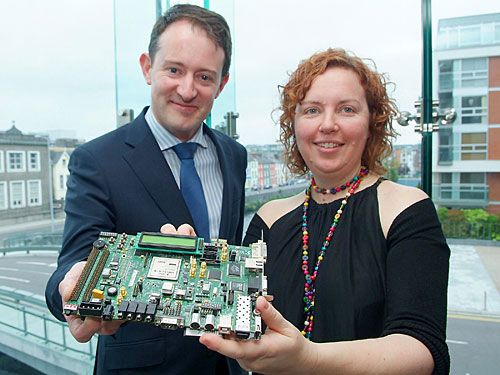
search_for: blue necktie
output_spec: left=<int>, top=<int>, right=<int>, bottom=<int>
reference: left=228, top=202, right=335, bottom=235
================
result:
left=172, top=142, right=210, bottom=241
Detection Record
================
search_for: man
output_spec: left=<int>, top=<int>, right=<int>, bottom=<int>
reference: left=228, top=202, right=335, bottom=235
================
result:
left=45, top=4, right=247, bottom=374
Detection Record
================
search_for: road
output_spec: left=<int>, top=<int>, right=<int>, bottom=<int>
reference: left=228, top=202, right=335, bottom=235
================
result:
left=448, top=314, right=500, bottom=374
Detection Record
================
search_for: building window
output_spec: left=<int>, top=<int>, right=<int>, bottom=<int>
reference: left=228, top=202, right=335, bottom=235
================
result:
left=27, top=180, right=42, bottom=206
left=59, top=175, right=64, bottom=189
left=460, top=58, right=487, bottom=88
left=460, top=172, right=485, bottom=184
left=0, top=151, right=4, bottom=173
left=438, top=92, right=453, bottom=109
left=6, top=151, right=26, bottom=172
left=0, top=181, right=7, bottom=209
left=460, top=26, right=481, bottom=46
left=461, top=133, right=487, bottom=160
left=459, top=172, right=486, bottom=200
left=438, top=128, right=453, bottom=163
left=9, top=180, right=25, bottom=208
left=461, top=96, right=487, bottom=124
left=28, top=151, right=41, bottom=172
left=439, top=173, right=452, bottom=199
left=438, top=61, right=453, bottom=91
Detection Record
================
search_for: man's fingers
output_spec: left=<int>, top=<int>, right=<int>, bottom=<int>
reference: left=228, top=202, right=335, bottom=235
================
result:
left=177, top=223, right=196, bottom=236
left=66, top=315, right=101, bottom=343
left=160, top=223, right=176, bottom=234
left=98, top=320, right=125, bottom=336
left=59, top=262, right=86, bottom=301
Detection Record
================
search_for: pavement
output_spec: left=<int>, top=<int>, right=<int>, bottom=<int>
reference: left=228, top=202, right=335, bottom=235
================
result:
left=448, top=244, right=500, bottom=315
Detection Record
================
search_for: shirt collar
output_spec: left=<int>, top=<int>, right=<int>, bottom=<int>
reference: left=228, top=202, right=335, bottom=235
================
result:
left=145, top=107, right=208, bottom=151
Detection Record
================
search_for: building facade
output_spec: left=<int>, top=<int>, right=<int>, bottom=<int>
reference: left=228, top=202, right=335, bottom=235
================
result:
left=433, top=13, right=500, bottom=214
left=0, top=125, right=51, bottom=224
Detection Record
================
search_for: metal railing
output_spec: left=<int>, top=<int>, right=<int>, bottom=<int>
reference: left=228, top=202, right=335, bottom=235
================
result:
left=0, top=287, right=96, bottom=361
left=441, top=221, right=500, bottom=241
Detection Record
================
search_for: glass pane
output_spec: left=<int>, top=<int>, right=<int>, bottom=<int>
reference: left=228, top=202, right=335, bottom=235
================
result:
left=462, top=132, right=486, bottom=143
left=460, top=172, right=485, bottom=183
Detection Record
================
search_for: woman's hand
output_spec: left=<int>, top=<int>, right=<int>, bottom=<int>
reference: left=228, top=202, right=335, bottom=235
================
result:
left=199, top=296, right=318, bottom=375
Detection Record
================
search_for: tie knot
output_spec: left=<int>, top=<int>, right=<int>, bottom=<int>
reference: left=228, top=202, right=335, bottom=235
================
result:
left=173, top=142, right=198, bottom=160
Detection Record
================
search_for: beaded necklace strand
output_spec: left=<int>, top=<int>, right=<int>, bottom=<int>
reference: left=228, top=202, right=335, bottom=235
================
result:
left=300, top=166, right=369, bottom=339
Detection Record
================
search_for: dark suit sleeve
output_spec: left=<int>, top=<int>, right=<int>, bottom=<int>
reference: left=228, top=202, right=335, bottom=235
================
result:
left=45, top=145, right=116, bottom=321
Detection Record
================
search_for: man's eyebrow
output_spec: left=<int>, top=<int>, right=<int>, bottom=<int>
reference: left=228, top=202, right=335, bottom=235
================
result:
left=160, top=60, right=218, bottom=75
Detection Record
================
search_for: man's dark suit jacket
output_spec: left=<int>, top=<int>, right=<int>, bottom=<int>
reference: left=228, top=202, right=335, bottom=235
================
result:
left=45, top=107, right=247, bottom=374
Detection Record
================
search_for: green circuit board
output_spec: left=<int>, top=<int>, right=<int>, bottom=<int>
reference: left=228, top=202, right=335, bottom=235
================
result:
left=63, top=232, right=268, bottom=339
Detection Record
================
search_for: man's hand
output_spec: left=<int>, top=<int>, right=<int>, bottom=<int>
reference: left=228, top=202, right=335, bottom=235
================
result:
left=59, top=261, right=124, bottom=342
left=160, top=223, right=196, bottom=236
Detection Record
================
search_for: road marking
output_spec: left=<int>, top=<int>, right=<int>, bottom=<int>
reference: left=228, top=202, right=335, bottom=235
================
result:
left=0, top=267, right=19, bottom=271
left=448, top=313, right=500, bottom=323
left=0, top=275, right=30, bottom=283
left=446, top=339, right=468, bottom=345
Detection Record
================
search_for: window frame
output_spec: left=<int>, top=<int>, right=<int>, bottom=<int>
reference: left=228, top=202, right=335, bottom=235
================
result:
left=0, top=181, right=7, bottom=210
left=28, top=151, right=41, bottom=172
left=27, top=179, right=42, bottom=206
left=9, top=180, right=26, bottom=208
left=6, top=151, right=26, bottom=172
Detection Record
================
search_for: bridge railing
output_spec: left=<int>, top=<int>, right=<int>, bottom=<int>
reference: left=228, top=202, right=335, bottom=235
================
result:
left=0, top=286, right=96, bottom=361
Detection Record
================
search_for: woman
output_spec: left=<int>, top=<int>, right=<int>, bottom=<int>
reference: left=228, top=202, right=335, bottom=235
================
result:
left=198, top=48, right=450, bottom=374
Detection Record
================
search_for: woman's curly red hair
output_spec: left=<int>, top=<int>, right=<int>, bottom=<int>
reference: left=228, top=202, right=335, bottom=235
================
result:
left=279, top=48, right=398, bottom=175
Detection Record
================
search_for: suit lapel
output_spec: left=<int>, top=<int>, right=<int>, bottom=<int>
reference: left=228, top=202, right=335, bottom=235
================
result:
left=122, top=111, right=193, bottom=228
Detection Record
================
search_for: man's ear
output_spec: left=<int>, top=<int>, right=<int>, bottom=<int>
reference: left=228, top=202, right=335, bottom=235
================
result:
left=139, top=53, right=152, bottom=85
left=215, top=74, right=229, bottom=98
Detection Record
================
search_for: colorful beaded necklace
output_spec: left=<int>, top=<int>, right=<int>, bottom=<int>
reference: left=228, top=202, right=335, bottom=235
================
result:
left=300, top=166, right=369, bottom=339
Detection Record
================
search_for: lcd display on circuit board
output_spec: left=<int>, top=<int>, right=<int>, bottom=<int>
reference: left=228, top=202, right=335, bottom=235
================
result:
left=139, top=233, right=198, bottom=250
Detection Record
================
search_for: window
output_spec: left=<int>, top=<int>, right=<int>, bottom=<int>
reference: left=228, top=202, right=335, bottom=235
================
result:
left=461, top=96, right=487, bottom=124
left=0, top=151, right=4, bottom=172
left=461, top=132, right=487, bottom=160
left=6, top=151, right=25, bottom=172
left=439, top=92, right=453, bottom=109
left=460, top=173, right=485, bottom=184
left=27, top=180, right=42, bottom=206
left=59, top=175, right=64, bottom=189
left=439, top=173, right=452, bottom=199
left=459, top=173, right=486, bottom=200
left=9, top=180, right=25, bottom=208
left=438, top=128, right=453, bottom=163
left=438, top=61, right=453, bottom=91
left=28, top=151, right=41, bottom=171
left=0, top=181, right=7, bottom=209
left=460, top=26, right=481, bottom=46
left=460, top=58, right=487, bottom=88
left=441, top=173, right=452, bottom=184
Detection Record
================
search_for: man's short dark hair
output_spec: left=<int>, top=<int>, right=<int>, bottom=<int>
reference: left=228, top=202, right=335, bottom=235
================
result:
left=148, top=4, right=232, bottom=77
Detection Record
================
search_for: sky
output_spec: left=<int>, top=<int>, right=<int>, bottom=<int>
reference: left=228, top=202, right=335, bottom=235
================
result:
left=0, top=0, right=498, bottom=146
